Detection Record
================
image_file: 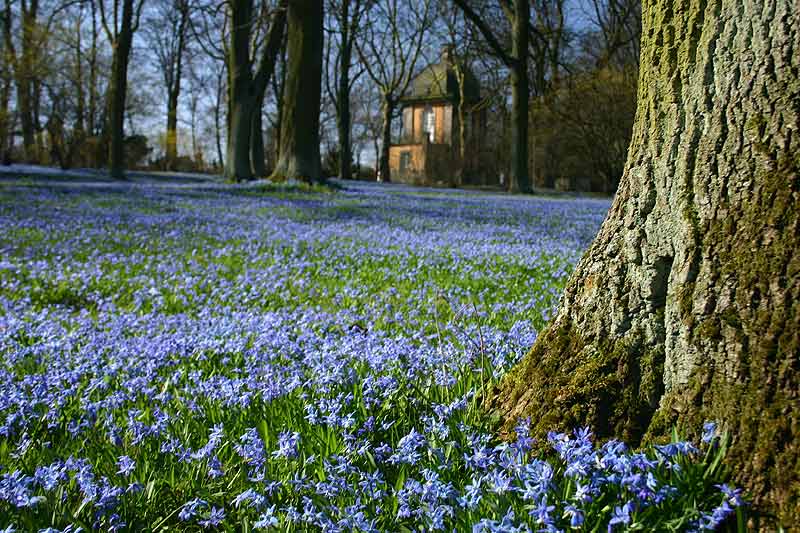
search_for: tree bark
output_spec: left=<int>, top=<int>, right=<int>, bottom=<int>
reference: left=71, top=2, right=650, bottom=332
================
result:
left=378, top=98, right=393, bottom=183
left=496, top=0, right=799, bottom=524
left=270, top=0, right=323, bottom=183
left=107, top=0, right=136, bottom=179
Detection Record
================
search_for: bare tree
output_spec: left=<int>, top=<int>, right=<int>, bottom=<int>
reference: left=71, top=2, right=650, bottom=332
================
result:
left=144, top=0, right=190, bottom=170
left=586, top=0, right=641, bottom=69
left=3, top=0, right=69, bottom=161
left=355, top=0, right=431, bottom=183
left=98, top=0, right=146, bottom=178
left=324, top=0, right=369, bottom=180
left=452, top=0, right=531, bottom=193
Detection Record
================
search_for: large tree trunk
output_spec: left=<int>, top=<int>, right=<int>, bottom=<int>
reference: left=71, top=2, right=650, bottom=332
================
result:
left=270, top=0, right=323, bottom=183
left=378, top=99, right=393, bottom=183
left=107, top=0, right=135, bottom=179
left=496, top=0, right=799, bottom=524
left=508, top=0, right=530, bottom=194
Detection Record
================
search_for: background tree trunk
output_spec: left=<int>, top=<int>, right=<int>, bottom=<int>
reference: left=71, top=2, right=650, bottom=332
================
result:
left=107, top=0, right=136, bottom=179
left=0, top=75, right=10, bottom=164
left=271, top=0, right=323, bottom=183
left=452, top=0, right=529, bottom=193
left=214, top=67, right=225, bottom=170
left=88, top=1, right=99, bottom=138
left=164, top=6, right=187, bottom=171
left=337, top=38, right=353, bottom=180
left=508, top=0, right=530, bottom=193
left=250, top=92, right=266, bottom=177
left=249, top=0, right=286, bottom=178
left=495, top=0, right=799, bottom=524
left=378, top=99, right=393, bottom=183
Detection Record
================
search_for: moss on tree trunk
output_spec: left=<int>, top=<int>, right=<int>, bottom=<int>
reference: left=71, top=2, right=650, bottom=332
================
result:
left=495, top=0, right=800, bottom=525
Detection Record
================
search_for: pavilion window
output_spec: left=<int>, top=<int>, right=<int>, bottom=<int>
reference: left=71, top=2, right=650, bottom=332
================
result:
left=422, top=106, right=435, bottom=143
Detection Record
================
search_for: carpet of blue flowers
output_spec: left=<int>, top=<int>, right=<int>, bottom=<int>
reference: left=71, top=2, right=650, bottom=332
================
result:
left=0, top=178, right=744, bottom=532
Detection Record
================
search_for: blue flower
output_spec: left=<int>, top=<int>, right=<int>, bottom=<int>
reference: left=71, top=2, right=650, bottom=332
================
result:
left=198, top=506, right=225, bottom=528
left=254, top=504, right=279, bottom=529
left=116, top=456, right=135, bottom=477
left=701, top=422, right=717, bottom=444
left=608, top=501, right=634, bottom=531
left=272, top=431, right=301, bottom=459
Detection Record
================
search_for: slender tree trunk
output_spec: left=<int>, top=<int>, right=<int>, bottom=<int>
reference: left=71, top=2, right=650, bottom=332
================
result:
left=0, top=75, right=10, bottom=164
left=165, top=10, right=186, bottom=171
left=378, top=98, right=393, bottom=183
left=336, top=0, right=352, bottom=180
left=16, top=0, right=38, bottom=161
left=74, top=14, right=85, bottom=136
left=214, top=68, right=224, bottom=171
left=88, top=0, right=98, bottom=138
left=496, top=0, right=799, bottom=524
left=249, top=0, right=286, bottom=178
left=454, top=66, right=467, bottom=186
left=271, top=0, right=323, bottom=183
left=271, top=46, right=287, bottom=164
left=107, top=0, right=136, bottom=179
left=16, top=80, right=35, bottom=161
left=165, top=83, right=181, bottom=170
left=32, top=77, right=42, bottom=160
left=337, top=46, right=353, bottom=180
left=250, top=92, right=266, bottom=177
left=508, top=0, right=530, bottom=193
